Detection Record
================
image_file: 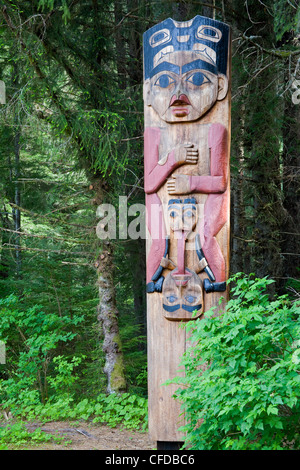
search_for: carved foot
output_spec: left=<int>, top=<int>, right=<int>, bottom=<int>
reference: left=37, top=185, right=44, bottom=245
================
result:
left=146, top=276, right=165, bottom=293
left=203, top=279, right=226, bottom=293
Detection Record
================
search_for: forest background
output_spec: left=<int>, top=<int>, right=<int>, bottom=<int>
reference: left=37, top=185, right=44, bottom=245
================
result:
left=0, top=0, right=299, bottom=448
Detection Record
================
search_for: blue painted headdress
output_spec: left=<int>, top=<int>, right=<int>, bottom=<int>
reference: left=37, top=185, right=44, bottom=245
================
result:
left=143, top=16, right=230, bottom=80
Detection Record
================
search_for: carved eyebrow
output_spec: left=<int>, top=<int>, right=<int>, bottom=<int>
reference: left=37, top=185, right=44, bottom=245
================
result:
left=168, top=199, right=182, bottom=204
left=182, top=59, right=218, bottom=76
left=150, top=61, right=180, bottom=78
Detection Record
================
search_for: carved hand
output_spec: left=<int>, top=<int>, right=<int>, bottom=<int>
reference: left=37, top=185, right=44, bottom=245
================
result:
left=167, top=174, right=191, bottom=195
left=173, top=142, right=198, bottom=165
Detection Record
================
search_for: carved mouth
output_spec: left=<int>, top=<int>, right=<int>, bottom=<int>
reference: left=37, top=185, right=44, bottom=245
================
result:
left=171, top=108, right=189, bottom=117
left=170, top=94, right=191, bottom=117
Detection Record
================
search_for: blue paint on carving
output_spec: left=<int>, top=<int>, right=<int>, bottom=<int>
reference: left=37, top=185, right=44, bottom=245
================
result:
left=143, top=15, right=230, bottom=80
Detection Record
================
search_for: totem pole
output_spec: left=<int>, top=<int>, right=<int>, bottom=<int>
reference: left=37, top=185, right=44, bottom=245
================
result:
left=143, top=16, right=231, bottom=448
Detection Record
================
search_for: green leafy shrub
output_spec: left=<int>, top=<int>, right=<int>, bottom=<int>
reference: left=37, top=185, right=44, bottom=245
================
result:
left=172, top=273, right=300, bottom=450
left=0, top=294, right=84, bottom=413
left=0, top=295, right=147, bottom=431
left=4, top=393, right=148, bottom=431
left=0, top=421, right=65, bottom=449
left=93, top=393, right=148, bottom=430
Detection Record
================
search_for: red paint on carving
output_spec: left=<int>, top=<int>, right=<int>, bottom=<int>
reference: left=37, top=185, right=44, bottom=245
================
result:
left=144, top=123, right=229, bottom=284
left=189, top=123, right=228, bottom=194
left=169, top=95, right=191, bottom=117
left=171, top=108, right=190, bottom=117
left=176, top=234, right=185, bottom=275
left=145, top=193, right=166, bottom=283
left=171, top=230, right=193, bottom=285
left=202, top=191, right=228, bottom=282
left=188, top=123, right=229, bottom=282
left=144, top=127, right=185, bottom=283
left=144, top=127, right=179, bottom=194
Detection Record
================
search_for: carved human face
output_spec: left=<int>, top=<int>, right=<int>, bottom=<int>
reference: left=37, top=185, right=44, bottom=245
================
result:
left=168, top=198, right=197, bottom=234
left=162, top=270, right=203, bottom=321
left=145, top=51, right=228, bottom=123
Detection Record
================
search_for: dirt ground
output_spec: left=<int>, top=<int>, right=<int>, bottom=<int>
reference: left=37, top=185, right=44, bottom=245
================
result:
left=8, top=420, right=156, bottom=450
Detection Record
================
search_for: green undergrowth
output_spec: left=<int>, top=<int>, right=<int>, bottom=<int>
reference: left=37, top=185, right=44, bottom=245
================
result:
left=0, top=393, right=148, bottom=449
left=1, top=393, right=148, bottom=430
left=0, top=421, right=67, bottom=450
left=0, top=294, right=148, bottom=441
left=0, top=393, right=148, bottom=448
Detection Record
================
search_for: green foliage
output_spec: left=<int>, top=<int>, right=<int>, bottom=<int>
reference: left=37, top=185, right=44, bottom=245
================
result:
left=72, top=109, right=130, bottom=178
left=0, top=294, right=147, bottom=431
left=92, top=393, right=148, bottom=430
left=273, top=0, right=300, bottom=41
left=0, top=294, right=84, bottom=410
left=0, top=421, right=66, bottom=450
left=0, top=0, right=299, bottom=444
left=38, top=0, right=71, bottom=24
left=171, top=274, right=300, bottom=450
left=0, top=295, right=147, bottom=433
left=0, top=393, right=148, bottom=432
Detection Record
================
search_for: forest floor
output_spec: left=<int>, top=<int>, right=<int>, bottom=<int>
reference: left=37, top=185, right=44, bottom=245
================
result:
left=1, top=419, right=156, bottom=450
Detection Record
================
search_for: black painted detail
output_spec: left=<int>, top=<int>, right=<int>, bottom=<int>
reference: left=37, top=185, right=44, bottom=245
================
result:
left=147, top=276, right=165, bottom=293
left=203, top=278, right=226, bottom=293
left=195, top=234, right=216, bottom=282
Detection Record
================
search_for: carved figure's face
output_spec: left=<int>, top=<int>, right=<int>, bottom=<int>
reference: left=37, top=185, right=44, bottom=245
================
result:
left=162, top=270, right=203, bottom=320
left=168, top=198, right=197, bottom=234
left=145, top=51, right=228, bottom=123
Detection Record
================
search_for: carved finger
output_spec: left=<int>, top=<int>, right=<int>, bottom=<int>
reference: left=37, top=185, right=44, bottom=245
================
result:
left=186, top=151, right=198, bottom=157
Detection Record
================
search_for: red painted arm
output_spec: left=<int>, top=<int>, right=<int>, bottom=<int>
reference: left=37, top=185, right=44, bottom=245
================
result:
left=189, top=123, right=228, bottom=194
left=144, top=127, right=179, bottom=194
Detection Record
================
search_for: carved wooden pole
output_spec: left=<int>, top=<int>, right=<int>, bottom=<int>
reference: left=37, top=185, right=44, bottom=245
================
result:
left=143, top=16, right=231, bottom=448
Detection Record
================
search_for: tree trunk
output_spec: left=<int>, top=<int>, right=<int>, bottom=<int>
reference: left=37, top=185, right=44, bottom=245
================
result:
left=13, top=127, right=22, bottom=279
left=11, top=62, right=22, bottom=279
left=114, top=0, right=127, bottom=90
left=96, top=241, right=127, bottom=394
left=93, top=177, right=127, bottom=394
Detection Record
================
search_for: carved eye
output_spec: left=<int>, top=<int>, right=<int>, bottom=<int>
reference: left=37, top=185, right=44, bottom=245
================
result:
left=186, top=72, right=210, bottom=87
left=149, top=29, right=171, bottom=47
left=167, top=295, right=178, bottom=303
left=185, top=295, right=196, bottom=304
left=155, top=74, right=175, bottom=88
left=183, top=210, right=193, bottom=218
left=169, top=210, right=178, bottom=218
left=196, top=25, right=222, bottom=43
